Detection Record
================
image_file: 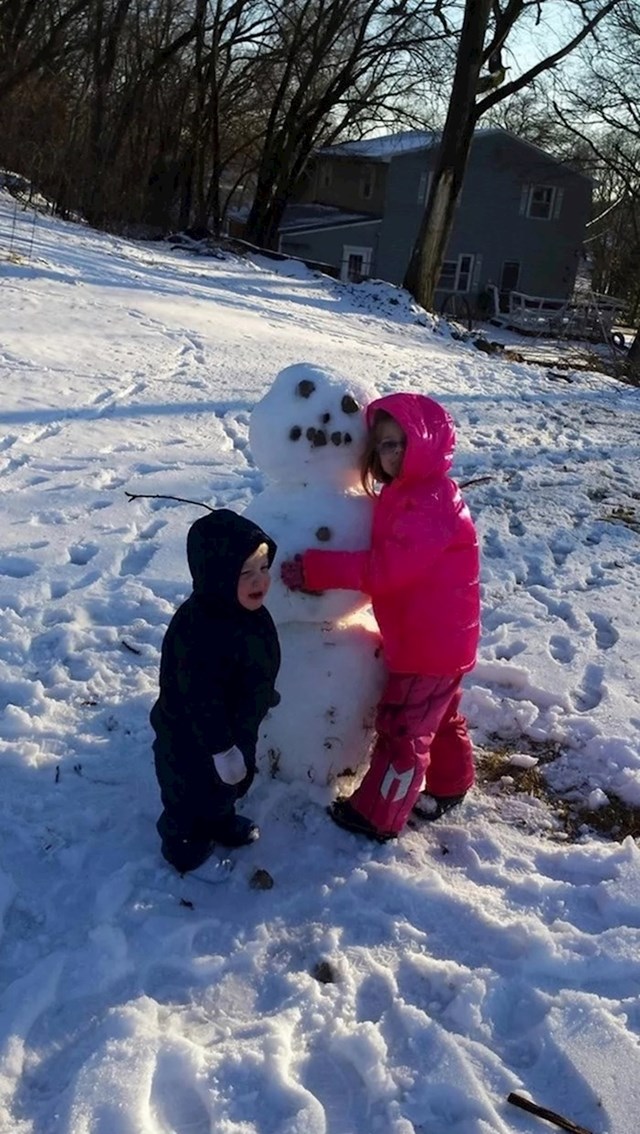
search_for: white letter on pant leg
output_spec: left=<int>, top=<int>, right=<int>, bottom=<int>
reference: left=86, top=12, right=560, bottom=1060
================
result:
left=380, top=764, right=414, bottom=803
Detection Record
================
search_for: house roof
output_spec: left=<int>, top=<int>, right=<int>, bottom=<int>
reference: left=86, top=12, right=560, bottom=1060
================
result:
left=317, top=130, right=439, bottom=161
left=278, top=203, right=382, bottom=233
left=317, top=127, right=593, bottom=181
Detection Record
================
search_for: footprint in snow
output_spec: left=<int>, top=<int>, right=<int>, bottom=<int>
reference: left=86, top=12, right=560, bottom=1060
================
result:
left=119, top=541, right=158, bottom=577
left=588, top=612, right=618, bottom=650
left=495, top=640, right=527, bottom=661
left=548, top=635, right=575, bottom=664
left=0, top=554, right=39, bottom=578
left=524, top=557, right=554, bottom=588
left=570, top=663, right=604, bottom=712
left=483, top=528, right=507, bottom=559
left=68, top=542, right=99, bottom=566
left=548, top=536, right=575, bottom=567
left=149, top=1057, right=212, bottom=1134
left=529, top=587, right=579, bottom=630
left=139, top=518, right=167, bottom=540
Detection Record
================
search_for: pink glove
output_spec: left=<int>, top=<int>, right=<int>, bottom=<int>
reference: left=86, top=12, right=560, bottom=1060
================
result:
left=280, top=555, right=306, bottom=591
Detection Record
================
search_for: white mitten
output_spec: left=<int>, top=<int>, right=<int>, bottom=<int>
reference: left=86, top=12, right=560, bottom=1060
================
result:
left=213, top=745, right=246, bottom=786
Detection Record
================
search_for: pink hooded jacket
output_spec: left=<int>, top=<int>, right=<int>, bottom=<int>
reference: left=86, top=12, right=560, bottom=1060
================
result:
left=303, top=393, right=480, bottom=676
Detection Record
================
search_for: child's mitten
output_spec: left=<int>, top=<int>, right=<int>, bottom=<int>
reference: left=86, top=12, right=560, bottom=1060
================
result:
left=280, top=555, right=305, bottom=590
left=213, top=745, right=246, bottom=785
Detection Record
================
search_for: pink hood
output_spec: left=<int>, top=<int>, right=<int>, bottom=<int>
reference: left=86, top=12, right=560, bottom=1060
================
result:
left=366, top=392, right=456, bottom=483
left=303, top=392, right=480, bottom=676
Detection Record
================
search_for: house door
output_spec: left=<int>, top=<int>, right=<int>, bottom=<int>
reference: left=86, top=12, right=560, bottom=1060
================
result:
left=341, top=245, right=372, bottom=283
left=499, top=260, right=520, bottom=310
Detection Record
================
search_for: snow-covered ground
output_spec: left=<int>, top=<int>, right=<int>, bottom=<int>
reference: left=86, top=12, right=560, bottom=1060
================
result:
left=1, top=192, right=639, bottom=1134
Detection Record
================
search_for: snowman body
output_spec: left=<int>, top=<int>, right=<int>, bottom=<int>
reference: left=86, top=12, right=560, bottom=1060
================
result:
left=244, top=363, right=385, bottom=785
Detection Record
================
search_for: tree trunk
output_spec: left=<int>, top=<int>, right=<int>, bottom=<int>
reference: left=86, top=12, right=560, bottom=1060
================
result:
left=244, top=177, right=284, bottom=247
left=244, top=144, right=293, bottom=247
left=403, top=0, right=491, bottom=308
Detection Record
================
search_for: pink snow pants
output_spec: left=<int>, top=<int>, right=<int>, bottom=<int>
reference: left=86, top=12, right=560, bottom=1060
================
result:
left=348, top=673, right=475, bottom=836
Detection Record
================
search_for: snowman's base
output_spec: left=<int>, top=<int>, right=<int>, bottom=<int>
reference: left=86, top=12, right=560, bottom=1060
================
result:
left=257, top=620, right=384, bottom=785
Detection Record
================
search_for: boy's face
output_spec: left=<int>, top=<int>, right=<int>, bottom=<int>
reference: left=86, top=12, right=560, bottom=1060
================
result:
left=237, top=543, right=271, bottom=610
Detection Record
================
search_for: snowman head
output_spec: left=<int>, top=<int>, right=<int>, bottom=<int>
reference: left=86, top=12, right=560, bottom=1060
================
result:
left=249, top=363, right=376, bottom=488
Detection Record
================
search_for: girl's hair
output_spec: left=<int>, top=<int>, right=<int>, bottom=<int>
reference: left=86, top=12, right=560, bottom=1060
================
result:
left=360, top=409, right=400, bottom=496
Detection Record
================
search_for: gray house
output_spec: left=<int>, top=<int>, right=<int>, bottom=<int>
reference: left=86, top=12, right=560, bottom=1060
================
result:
left=278, top=128, right=592, bottom=309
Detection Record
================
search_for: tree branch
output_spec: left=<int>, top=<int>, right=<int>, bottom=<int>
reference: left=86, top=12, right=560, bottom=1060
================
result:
left=475, top=0, right=622, bottom=117
left=124, top=492, right=214, bottom=511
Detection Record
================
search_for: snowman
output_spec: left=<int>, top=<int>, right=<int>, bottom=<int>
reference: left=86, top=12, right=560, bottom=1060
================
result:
left=244, top=362, right=385, bottom=785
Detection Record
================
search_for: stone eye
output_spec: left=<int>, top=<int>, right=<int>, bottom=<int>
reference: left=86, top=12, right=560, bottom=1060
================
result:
left=289, top=425, right=302, bottom=441
left=341, top=395, right=359, bottom=414
left=330, top=432, right=342, bottom=446
left=296, top=379, right=316, bottom=398
left=315, top=526, right=332, bottom=542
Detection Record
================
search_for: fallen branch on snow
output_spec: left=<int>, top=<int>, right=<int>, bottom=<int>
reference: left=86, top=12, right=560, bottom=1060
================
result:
left=459, top=475, right=494, bottom=489
left=125, top=491, right=214, bottom=511
left=507, top=1092, right=594, bottom=1134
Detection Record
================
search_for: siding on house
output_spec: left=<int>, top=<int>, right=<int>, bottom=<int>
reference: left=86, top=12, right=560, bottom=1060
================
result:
left=281, top=128, right=592, bottom=303
left=374, top=146, right=437, bottom=286
left=298, top=157, right=386, bottom=215
left=279, top=220, right=382, bottom=281
left=438, top=132, right=592, bottom=300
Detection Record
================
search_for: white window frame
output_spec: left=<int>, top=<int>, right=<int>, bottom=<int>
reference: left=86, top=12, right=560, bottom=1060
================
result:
left=526, top=184, right=557, bottom=220
left=437, top=253, right=475, bottom=292
left=341, top=244, right=372, bottom=283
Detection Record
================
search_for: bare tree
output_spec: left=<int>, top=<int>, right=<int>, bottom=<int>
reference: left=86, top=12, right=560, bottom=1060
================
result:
left=79, top=0, right=202, bottom=225
left=404, top=0, right=623, bottom=310
left=0, top=0, right=92, bottom=103
left=0, top=0, right=447, bottom=239
left=551, top=0, right=640, bottom=363
left=243, top=0, right=447, bottom=248
left=185, top=0, right=274, bottom=234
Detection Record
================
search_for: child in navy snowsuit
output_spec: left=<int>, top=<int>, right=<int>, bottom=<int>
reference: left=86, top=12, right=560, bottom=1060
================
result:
left=150, top=509, right=281, bottom=873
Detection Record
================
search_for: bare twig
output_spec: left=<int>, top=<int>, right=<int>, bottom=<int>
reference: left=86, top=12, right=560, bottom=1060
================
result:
left=507, top=1092, right=594, bottom=1134
left=121, top=639, right=142, bottom=655
left=459, top=475, right=494, bottom=488
left=124, top=491, right=214, bottom=511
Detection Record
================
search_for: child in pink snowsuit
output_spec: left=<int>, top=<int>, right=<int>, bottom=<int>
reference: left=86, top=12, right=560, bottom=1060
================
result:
left=281, top=393, right=480, bottom=842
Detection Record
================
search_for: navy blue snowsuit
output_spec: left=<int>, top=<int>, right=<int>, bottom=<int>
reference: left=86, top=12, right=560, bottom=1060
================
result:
left=150, top=509, right=280, bottom=871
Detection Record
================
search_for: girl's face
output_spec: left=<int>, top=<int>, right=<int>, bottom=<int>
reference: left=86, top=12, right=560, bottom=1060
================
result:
left=237, top=543, right=271, bottom=610
left=375, top=417, right=406, bottom=480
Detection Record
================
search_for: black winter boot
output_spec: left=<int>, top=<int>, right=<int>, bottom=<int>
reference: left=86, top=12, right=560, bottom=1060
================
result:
left=211, top=813, right=260, bottom=847
left=413, top=793, right=467, bottom=822
left=328, top=799, right=396, bottom=843
left=161, top=836, right=216, bottom=874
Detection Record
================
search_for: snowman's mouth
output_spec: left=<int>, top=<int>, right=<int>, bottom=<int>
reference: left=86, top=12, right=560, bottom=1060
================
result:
left=288, top=426, right=353, bottom=448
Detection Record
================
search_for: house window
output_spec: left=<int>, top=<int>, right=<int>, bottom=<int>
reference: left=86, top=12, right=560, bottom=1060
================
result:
left=360, top=167, right=374, bottom=200
left=438, top=261, right=457, bottom=290
left=526, top=185, right=556, bottom=220
left=438, top=253, right=475, bottom=292
left=417, top=171, right=432, bottom=205
left=341, top=245, right=372, bottom=283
